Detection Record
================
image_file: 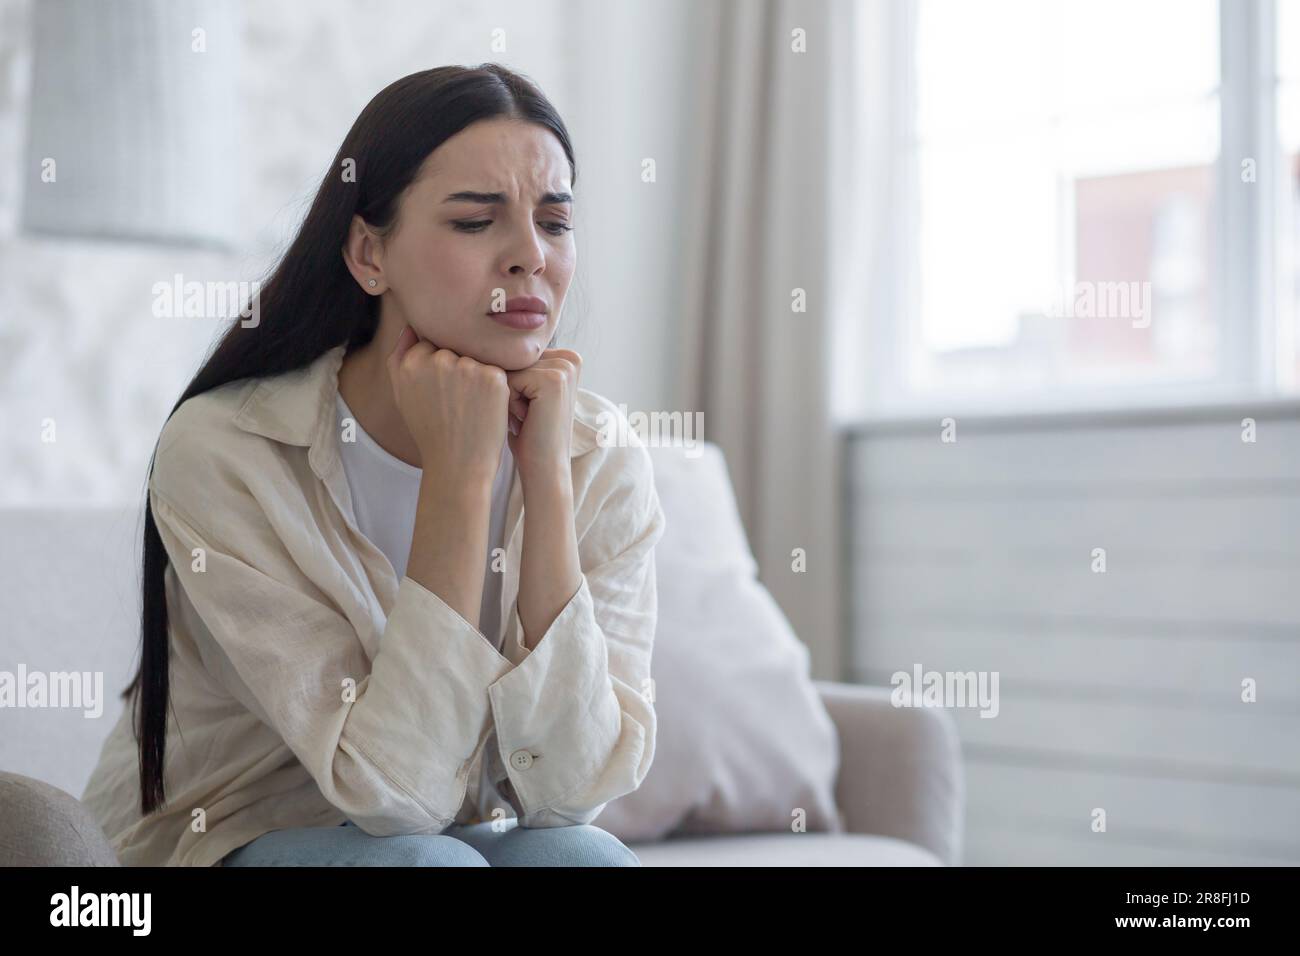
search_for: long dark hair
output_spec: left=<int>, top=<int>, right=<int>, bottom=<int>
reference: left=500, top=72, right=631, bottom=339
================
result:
left=122, top=63, right=578, bottom=817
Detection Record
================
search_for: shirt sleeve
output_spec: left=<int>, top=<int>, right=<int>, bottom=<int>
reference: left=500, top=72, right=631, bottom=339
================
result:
left=487, top=444, right=666, bottom=828
left=149, top=484, right=514, bottom=837
left=499, top=598, right=534, bottom=668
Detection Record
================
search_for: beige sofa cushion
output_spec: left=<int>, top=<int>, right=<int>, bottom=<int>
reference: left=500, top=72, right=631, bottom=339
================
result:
left=596, top=445, right=842, bottom=842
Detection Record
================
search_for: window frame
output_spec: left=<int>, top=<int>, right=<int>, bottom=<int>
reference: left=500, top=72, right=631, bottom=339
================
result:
left=861, top=0, right=1295, bottom=422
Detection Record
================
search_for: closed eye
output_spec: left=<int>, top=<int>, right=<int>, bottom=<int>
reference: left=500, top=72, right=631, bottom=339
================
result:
left=453, top=219, right=573, bottom=236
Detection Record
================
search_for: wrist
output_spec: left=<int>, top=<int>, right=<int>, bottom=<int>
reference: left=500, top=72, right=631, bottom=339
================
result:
left=519, top=459, right=572, bottom=498
left=420, top=470, right=494, bottom=509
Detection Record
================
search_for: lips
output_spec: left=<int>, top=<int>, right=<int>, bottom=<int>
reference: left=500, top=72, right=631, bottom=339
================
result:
left=488, top=295, right=548, bottom=330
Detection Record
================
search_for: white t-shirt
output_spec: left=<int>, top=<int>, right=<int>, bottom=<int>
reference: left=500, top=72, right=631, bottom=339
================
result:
left=335, top=392, right=514, bottom=649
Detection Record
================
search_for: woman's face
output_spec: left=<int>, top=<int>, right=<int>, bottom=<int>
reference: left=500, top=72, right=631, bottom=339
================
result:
left=363, top=117, right=575, bottom=371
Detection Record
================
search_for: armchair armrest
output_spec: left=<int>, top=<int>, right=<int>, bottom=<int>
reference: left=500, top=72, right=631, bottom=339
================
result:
left=815, top=680, right=964, bottom=866
left=0, top=770, right=121, bottom=866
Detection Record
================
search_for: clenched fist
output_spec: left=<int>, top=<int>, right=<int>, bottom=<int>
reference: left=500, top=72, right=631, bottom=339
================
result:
left=505, top=349, right=582, bottom=482
left=386, top=325, right=510, bottom=487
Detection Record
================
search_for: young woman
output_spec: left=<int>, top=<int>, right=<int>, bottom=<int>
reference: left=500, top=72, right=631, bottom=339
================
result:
left=81, top=64, right=664, bottom=867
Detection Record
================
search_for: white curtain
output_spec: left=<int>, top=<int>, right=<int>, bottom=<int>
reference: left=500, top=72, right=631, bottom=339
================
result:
left=672, top=0, right=885, bottom=679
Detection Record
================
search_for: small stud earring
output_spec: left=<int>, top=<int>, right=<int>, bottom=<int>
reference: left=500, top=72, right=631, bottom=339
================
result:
left=367, top=278, right=377, bottom=288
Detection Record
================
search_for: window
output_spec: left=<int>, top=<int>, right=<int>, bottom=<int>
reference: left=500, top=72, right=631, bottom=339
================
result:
left=864, top=0, right=1300, bottom=413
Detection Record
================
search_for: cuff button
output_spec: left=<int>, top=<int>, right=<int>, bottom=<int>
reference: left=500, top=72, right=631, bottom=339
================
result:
left=509, top=749, right=534, bottom=770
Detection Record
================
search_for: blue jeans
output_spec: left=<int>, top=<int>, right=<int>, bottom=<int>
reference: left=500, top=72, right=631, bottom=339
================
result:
left=220, top=818, right=641, bottom=867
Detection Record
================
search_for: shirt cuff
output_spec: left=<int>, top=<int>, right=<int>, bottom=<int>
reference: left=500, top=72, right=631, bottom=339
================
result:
left=486, top=574, right=627, bottom=820
left=362, top=575, right=516, bottom=814
left=500, top=597, right=534, bottom=668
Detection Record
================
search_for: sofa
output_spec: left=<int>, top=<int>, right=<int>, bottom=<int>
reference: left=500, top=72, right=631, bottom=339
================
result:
left=0, top=441, right=963, bottom=866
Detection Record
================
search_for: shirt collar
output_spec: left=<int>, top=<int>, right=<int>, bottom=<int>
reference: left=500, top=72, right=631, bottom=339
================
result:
left=231, top=344, right=599, bottom=475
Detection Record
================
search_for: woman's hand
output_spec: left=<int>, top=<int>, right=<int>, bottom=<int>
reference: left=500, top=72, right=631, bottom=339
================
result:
left=387, top=325, right=510, bottom=487
left=505, top=348, right=582, bottom=482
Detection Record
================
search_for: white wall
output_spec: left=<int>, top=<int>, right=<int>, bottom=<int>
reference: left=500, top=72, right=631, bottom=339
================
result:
left=565, top=0, right=693, bottom=418
left=0, top=0, right=690, bottom=505
left=848, top=406, right=1300, bottom=865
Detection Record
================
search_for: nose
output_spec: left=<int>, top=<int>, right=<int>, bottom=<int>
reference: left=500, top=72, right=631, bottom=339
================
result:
left=503, top=218, right=547, bottom=276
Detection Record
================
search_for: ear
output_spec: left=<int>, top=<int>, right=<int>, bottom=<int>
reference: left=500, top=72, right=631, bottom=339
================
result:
left=342, top=214, right=386, bottom=294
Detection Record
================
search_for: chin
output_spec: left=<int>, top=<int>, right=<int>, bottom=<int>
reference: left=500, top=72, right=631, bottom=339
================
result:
left=488, top=337, right=549, bottom=371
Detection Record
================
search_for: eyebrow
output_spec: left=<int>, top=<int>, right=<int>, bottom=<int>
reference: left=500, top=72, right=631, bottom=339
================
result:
left=442, top=190, right=573, bottom=206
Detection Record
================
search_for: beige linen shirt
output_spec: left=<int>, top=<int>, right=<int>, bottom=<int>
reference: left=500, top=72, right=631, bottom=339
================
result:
left=81, top=344, right=664, bottom=866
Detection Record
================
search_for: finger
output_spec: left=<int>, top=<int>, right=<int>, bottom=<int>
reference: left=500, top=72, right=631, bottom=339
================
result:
left=504, top=366, right=535, bottom=396
left=509, top=395, right=529, bottom=423
left=543, top=348, right=583, bottom=368
left=537, top=348, right=582, bottom=375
